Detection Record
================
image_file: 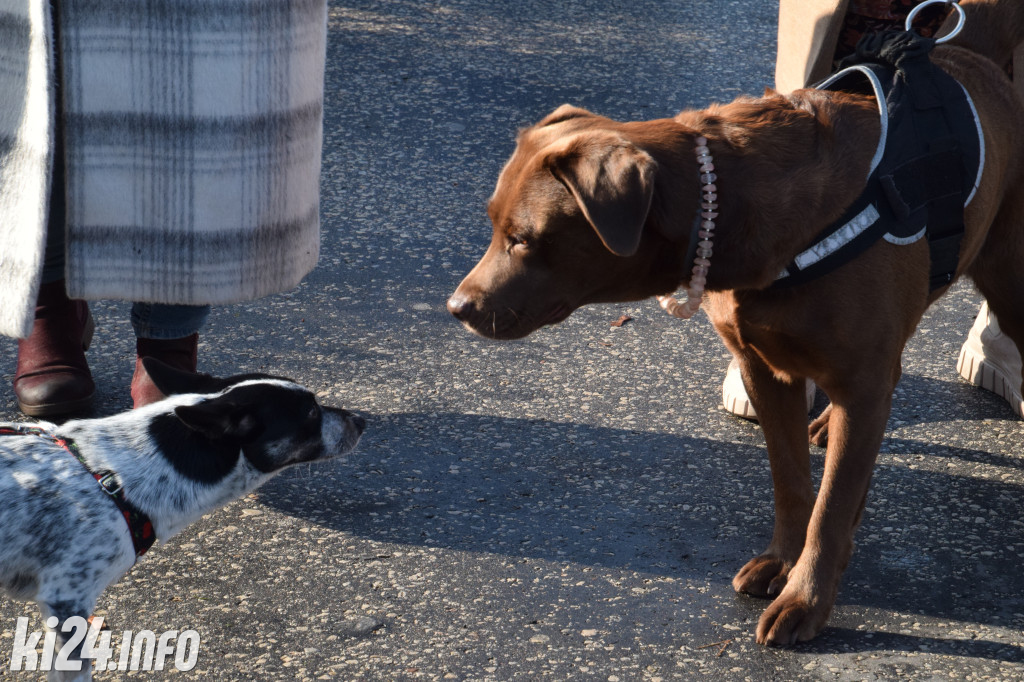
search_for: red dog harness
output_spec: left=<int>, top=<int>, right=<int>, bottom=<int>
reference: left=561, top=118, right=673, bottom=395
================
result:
left=0, top=425, right=155, bottom=558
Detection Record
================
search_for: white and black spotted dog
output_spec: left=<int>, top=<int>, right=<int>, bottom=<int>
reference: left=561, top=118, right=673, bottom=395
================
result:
left=0, top=359, right=365, bottom=680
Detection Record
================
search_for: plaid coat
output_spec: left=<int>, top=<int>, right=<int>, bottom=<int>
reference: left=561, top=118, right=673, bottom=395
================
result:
left=0, top=0, right=325, bottom=338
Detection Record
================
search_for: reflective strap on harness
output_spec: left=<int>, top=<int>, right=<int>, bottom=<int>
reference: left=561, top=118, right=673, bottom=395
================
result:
left=772, top=28, right=981, bottom=293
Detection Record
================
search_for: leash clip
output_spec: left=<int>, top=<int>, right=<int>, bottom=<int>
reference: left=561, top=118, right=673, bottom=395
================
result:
left=97, top=472, right=123, bottom=496
left=906, top=0, right=965, bottom=44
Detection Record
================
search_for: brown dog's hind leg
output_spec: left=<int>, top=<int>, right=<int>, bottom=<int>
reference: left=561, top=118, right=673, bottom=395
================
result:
left=731, top=354, right=815, bottom=599
left=756, top=376, right=895, bottom=646
left=808, top=403, right=832, bottom=447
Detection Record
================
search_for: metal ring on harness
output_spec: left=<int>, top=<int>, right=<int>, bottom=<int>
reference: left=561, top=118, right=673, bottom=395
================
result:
left=905, top=0, right=965, bottom=44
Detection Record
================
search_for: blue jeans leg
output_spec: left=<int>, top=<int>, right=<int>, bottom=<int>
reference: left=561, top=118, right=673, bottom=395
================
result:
left=130, top=303, right=211, bottom=340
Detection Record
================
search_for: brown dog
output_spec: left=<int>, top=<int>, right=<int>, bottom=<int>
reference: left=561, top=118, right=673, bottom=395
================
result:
left=448, top=1, right=1024, bottom=646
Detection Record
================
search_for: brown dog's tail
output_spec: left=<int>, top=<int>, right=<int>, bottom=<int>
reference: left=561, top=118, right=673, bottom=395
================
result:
left=944, top=0, right=1024, bottom=69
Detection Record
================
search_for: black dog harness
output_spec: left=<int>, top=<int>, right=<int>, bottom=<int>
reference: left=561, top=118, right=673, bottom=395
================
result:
left=0, top=425, right=156, bottom=558
left=773, top=30, right=984, bottom=291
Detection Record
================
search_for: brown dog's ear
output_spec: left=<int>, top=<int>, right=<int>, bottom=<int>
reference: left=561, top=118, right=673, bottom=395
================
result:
left=537, top=104, right=596, bottom=128
left=544, top=132, right=657, bottom=257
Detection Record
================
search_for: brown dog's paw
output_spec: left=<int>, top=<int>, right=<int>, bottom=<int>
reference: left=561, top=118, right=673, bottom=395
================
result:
left=755, top=587, right=831, bottom=646
left=732, top=554, right=792, bottom=598
left=808, top=403, right=832, bottom=447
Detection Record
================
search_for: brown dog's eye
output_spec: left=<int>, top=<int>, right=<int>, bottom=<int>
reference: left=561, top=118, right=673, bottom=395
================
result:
left=507, top=234, right=529, bottom=253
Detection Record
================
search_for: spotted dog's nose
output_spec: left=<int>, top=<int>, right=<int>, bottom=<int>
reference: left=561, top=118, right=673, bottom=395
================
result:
left=340, top=410, right=366, bottom=434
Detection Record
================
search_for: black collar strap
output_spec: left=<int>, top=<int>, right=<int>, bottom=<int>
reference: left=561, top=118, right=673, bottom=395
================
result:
left=0, top=426, right=155, bottom=558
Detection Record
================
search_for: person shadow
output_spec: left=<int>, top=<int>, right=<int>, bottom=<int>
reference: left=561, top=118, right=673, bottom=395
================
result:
left=258, top=408, right=1024, bottom=662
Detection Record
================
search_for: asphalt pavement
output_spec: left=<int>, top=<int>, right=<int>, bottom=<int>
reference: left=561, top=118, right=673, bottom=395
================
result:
left=3, top=0, right=1024, bottom=680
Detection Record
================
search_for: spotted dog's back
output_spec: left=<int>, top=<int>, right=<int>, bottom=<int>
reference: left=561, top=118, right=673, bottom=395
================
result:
left=0, top=429, right=135, bottom=608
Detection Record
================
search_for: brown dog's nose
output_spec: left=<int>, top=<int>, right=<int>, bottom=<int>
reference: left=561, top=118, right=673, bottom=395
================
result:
left=447, top=292, right=474, bottom=321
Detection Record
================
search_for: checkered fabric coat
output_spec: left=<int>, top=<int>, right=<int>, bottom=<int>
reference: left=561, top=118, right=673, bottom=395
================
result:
left=0, top=0, right=326, bottom=338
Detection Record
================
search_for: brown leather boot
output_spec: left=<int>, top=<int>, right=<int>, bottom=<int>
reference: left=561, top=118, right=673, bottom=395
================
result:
left=131, top=334, right=199, bottom=408
left=14, top=280, right=96, bottom=417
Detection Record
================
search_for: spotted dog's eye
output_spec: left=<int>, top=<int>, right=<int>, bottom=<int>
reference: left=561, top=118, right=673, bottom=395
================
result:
left=307, top=402, right=321, bottom=420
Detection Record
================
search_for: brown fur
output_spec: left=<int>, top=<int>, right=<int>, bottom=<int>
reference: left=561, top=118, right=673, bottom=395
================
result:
left=448, top=0, right=1024, bottom=646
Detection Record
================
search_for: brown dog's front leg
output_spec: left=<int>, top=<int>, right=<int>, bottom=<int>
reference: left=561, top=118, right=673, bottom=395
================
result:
left=731, top=355, right=815, bottom=599
left=755, top=387, right=891, bottom=646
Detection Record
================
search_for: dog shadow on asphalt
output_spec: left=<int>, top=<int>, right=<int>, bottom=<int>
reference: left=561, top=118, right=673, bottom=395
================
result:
left=257, top=409, right=1024, bottom=662
left=891, top=373, right=1024, bottom=451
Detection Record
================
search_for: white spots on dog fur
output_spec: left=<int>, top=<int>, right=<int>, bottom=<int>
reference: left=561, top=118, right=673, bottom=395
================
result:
left=10, top=469, right=39, bottom=490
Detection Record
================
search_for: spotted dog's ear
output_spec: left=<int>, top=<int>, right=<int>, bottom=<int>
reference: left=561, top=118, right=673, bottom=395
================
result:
left=143, top=357, right=287, bottom=398
left=142, top=357, right=232, bottom=396
left=173, top=396, right=264, bottom=443
left=543, top=131, right=657, bottom=257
